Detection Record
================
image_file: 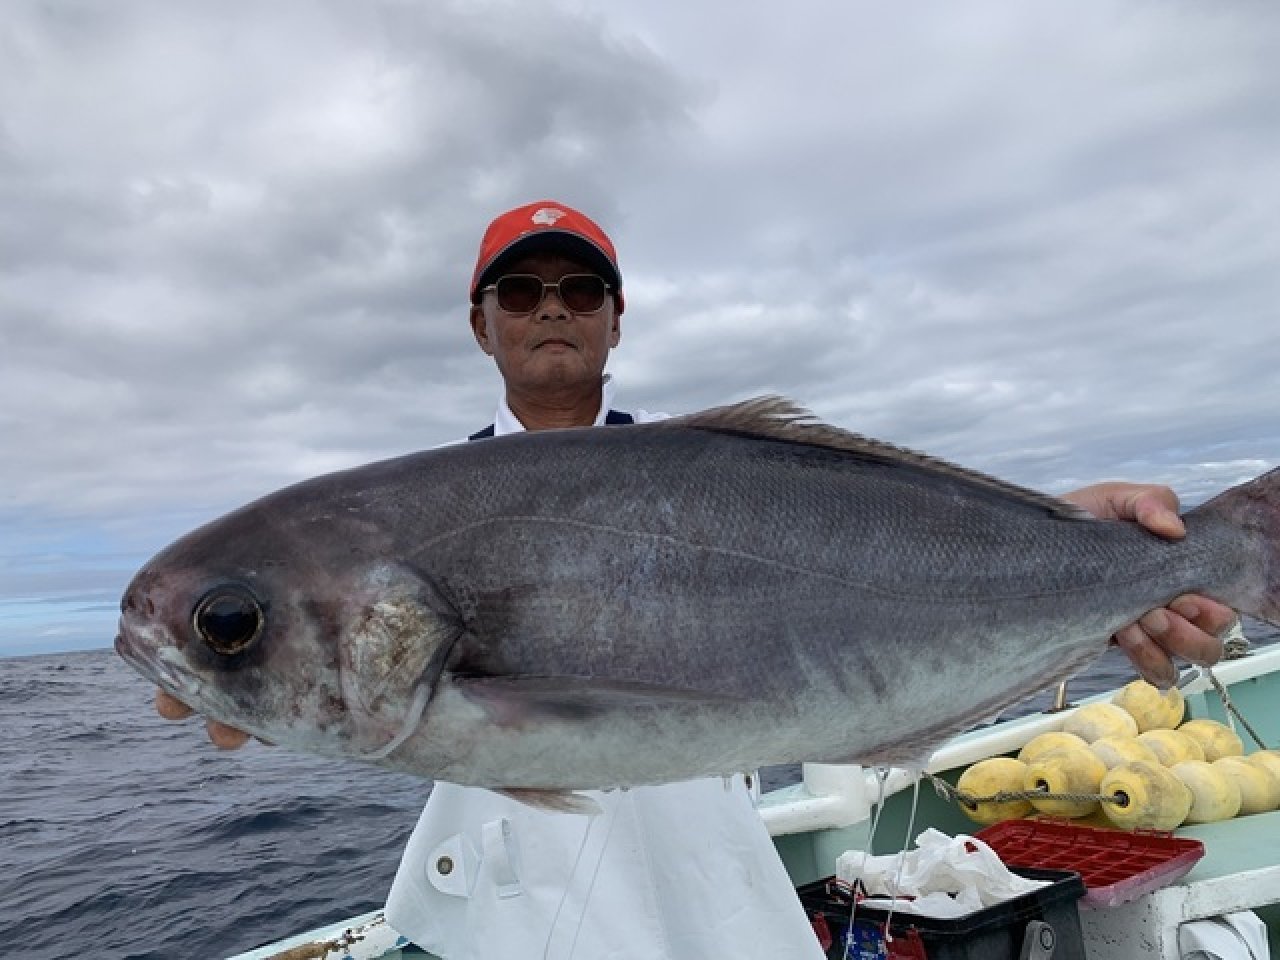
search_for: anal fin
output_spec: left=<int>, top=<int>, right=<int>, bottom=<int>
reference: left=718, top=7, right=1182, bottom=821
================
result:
left=495, top=787, right=602, bottom=816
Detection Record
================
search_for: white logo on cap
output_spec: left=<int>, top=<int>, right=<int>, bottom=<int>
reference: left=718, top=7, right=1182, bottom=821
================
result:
left=531, top=207, right=566, bottom=226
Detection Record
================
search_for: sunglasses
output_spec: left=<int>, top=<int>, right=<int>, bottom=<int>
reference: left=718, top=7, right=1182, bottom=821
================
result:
left=480, top=273, right=611, bottom=314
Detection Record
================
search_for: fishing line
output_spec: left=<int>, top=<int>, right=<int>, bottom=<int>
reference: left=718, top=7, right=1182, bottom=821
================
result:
left=362, top=684, right=432, bottom=760
left=837, top=767, right=924, bottom=959
left=879, top=770, right=923, bottom=952
left=541, top=794, right=622, bottom=960
left=840, top=766, right=892, bottom=960
left=868, top=766, right=890, bottom=847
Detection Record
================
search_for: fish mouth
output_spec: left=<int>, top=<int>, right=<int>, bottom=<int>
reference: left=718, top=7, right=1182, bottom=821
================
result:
left=116, top=616, right=203, bottom=702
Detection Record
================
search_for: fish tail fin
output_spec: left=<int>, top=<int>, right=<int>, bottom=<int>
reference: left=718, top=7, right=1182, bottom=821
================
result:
left=1189, top=466, right=1280, bottom=625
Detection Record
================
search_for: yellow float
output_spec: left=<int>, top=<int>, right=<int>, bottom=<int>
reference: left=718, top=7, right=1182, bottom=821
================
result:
left=1244, top=749, right=1280, bottom=786
left=1100, top=761, right=1192, bottom=831
left=1017, top=731, right=1089, bottom=764
left=1169, top=760, right=1241, bottom=823
left=955, top=757, right=1034, bottom=825
left=1214, top=757, right=1280, bottom=815
left=1089, top=735, right=1160, bottom=770
left=1137, top=728, right=1205, bottom=766
left=1023, top=747, right=1107, bottom=819
left=1113, top=679, right=1185, bottom=732
left=1177, top=718, right=1244, bottom=762
left=1063, top=702, right=1140, bottom=743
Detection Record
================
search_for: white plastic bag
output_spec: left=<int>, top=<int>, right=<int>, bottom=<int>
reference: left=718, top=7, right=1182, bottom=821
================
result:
left=835, top=828, right=1048, bottom=918
left=1179, top=910, right=1270, bottom=960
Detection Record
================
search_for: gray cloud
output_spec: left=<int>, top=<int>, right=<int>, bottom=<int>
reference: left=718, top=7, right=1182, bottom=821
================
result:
left=2, top=0, right=694, bottom=513
left=2, top=0, right=1278, bottom=652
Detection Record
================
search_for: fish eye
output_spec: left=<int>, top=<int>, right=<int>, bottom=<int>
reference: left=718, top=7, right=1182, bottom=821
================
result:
left=193, top=585, right=263, bottom=655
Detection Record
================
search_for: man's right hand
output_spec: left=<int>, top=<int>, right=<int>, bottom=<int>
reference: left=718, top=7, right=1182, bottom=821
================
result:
left=155, top=689, right=253, bottom=749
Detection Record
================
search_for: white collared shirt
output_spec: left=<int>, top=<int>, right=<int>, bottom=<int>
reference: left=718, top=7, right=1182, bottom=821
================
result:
left=488, top=374, right=664, bottom=434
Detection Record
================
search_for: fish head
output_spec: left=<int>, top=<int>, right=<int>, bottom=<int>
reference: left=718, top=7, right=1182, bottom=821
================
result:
left=115, top=501, right=463, bottom=762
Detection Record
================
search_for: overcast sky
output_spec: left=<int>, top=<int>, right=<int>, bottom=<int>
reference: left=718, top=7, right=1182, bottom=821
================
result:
left=2, top=0, right=1278, bottom=656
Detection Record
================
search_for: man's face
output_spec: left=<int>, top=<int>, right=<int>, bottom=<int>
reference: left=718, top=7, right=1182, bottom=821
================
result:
left=470, top=252, right=621, bottom=396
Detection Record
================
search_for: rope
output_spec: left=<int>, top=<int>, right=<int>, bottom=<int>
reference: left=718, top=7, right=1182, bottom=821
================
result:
left=1221, top=617, right=1250, bottom=660
left=924, top=619, right=1270, bottom=815
left=1223, top=635, right=1251, bottom=660
left=925, top=771, right=1122, bottom=808
left=1204, top=666, right=1272, bottom=752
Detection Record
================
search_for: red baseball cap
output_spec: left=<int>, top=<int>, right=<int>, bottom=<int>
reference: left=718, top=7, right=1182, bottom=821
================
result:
left=469, top=200, right=624, bottom=312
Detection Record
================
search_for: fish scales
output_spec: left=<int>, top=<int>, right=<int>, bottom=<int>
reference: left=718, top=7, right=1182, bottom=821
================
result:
left=116, top=398, right=1280, bottom=804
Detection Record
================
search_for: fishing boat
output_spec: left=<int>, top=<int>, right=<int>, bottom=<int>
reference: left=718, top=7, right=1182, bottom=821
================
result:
left=230, top=637, right=1280, bottom=960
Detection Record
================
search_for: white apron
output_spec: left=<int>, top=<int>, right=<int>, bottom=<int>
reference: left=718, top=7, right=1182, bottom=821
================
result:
left=384, top=381, right=824, bottom=959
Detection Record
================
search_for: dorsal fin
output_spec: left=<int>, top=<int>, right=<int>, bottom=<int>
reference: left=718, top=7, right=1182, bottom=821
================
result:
left=668, top=396, right=1091, bottom=520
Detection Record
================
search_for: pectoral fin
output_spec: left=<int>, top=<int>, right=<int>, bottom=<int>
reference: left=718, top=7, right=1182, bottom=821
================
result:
left=338, top=565, right=464, bottom=755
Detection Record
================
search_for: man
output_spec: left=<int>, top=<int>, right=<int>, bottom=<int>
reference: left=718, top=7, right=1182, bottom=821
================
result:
left=157, top=200, right=1233, bottom=958
left=382, top=201, right=828, bottom=958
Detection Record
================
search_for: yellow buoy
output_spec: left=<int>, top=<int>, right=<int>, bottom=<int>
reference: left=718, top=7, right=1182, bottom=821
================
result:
left=1100, top=761, right=1192, bottom=831
left=1244, top=749, right=1280, bottom=786
left=1063, top=808, right=1122, bottom=830
left=955, top=757, right=1034, bottom=825
left=1113, top=679, right=1185, bottom=732
left=1089, top=735, right=1160, bottom=770
left=1177, top=719, right=1244, bottom=762
left=1169, top=760, right=1241, bottom=823
left=1213, top=757, right=1280, bottom=815
left=1137, top=728, right=1205, bottom=766
left=1017, top=731, right=1089, bottom=764
left=1023, top=747, right=1108, bottom=818
left=1063, top=702, right=1140, bottom=743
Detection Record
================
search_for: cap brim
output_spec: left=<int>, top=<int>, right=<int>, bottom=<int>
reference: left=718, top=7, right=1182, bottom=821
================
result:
left=473, top=232, right=620, bottom=302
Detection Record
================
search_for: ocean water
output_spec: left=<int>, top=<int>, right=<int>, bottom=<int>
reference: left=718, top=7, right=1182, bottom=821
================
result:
left=1, top=649, right=429, bottom=960
left=3, top=620, right=1277, bottom=960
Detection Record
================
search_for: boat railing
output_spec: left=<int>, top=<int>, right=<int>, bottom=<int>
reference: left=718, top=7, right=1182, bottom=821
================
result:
left=759, top=640, right=1280, bottom=838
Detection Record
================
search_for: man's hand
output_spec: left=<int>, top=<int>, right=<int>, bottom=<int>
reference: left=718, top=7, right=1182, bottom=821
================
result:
left=155, top=689, right=253, bottom=749
left=1063, top=482, right=1237, bottom=687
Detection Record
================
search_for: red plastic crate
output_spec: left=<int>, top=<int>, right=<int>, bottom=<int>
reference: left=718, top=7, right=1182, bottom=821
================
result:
left=976, top=818, right=1204, bottom=908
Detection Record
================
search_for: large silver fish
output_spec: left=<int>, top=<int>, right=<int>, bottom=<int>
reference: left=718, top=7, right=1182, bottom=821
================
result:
left=116, top=399, right=1280, bottom=811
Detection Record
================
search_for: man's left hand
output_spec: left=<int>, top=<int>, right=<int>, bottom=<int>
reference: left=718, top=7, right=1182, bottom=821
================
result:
left=1063, top=482, right=1237, bottom=688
